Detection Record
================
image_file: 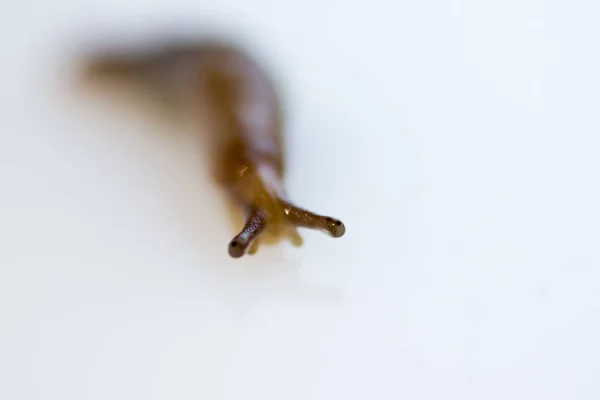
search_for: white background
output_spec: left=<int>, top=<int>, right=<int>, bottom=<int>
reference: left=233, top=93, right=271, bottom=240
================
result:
left=1, top=0, right=599, bottom=399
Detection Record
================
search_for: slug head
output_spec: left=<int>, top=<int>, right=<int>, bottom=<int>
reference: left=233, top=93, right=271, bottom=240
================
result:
left=227, top=199, right=345, bottom=258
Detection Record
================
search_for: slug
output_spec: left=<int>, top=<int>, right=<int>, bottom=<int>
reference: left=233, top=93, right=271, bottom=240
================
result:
left=80, top=37, right=345, bottom=258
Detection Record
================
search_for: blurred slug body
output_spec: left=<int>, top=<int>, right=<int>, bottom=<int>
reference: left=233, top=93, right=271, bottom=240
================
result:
left=81, top=39, right=345, bottom=258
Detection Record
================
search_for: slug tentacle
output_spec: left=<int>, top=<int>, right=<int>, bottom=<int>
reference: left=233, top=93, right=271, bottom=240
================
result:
left=287, top=228, right=304, bottom=247
left=247, top=240, right=261, bottom=255
left=228, top=206, right=267, bottom=258
left=282, top=201, right=346, bottom=238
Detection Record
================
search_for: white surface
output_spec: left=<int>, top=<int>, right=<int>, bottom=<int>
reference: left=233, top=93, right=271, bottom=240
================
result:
left=2, top=1, right=599, bottom=399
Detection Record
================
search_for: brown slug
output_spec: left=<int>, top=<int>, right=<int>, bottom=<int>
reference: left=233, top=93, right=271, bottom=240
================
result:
left=80, top=37, right=345, bottom=258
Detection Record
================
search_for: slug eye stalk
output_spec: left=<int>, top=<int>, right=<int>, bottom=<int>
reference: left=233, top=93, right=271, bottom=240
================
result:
left=282, top=201, right=346, bottom=238
left=228, top=206, right=267, bottom=258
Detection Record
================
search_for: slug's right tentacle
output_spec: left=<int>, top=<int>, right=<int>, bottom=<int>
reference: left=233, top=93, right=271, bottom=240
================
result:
left=228, top=206, right=267, bottom=258
left=282, top=201, right=346, bottom=238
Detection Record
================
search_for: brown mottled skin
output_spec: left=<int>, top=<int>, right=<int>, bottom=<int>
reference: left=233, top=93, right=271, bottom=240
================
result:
left=80, top=38, right=345, bottom=258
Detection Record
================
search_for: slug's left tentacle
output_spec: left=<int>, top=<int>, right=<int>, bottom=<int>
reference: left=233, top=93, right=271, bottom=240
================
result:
left=228, top=206, right=267, bottom=258
left=281, top=201, right=346, bottom=238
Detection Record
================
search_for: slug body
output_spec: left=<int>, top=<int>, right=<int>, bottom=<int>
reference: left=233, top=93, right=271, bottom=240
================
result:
left=81, top=38, right=345, bottom=258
